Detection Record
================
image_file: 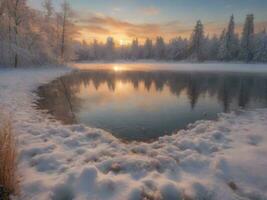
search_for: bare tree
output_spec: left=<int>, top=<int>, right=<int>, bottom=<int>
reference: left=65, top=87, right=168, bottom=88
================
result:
left=0, top=0, right=76, bottom=67
left=43, top=0, right=53, bottom=20
left=0, top=0, right=6, bottom=35
left=60, top=0, right=72, bottom=62
left=7, top=0, right=27, bottom=68
left=41, top=0, right=58, bottom=58
left=0, top=0, right=6, bottom=17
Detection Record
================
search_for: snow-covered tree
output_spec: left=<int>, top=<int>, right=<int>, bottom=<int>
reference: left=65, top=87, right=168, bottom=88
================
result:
left=59, top=0, right=74, bottom=62
left=0, top=0, right=77, bottom=67
left=240, top=14, right=255, bottom=62
left=91, top=39, right=100, bottom=60
left=219, top=15, right=239, bottom=61
left=43, top=0, right=53, bottom=19
left=117, top=44, right=130, bottom=60
left=0, top=0, right=5, bottom=16
left=0, top=0, right=7, bottom=37
left=105, top=37, right=115, bottom=60
left=166, top=37, right=188, bottom=60
left=39, top=0, right=59, bottom=61
left=143, top=38, right=153, bottom=59
left=3, top=2, right=264, bottom=65
left=189, top=20, right=205, bottom=61
left=131, top=38, right=139, bottom=59
left=75, top=40, right=90, bottom=60
left=6, top=0, right=28, bottom=67
left=218, top=29, right=227, bottom=60
left=208, top=35, right=220, bottom=60
left=154, top=37, right=166, bottom=60
left=254, top=29, right=267, bottom=62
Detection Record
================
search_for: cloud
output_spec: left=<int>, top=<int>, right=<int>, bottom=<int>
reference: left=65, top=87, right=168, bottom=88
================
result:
left=84, top=25, right=111, bottom=35
left=74, top=12, right=267, bottom=44
left=77, top=15, right=190, bottom=42
left=141, top=6, right=160, bottom=16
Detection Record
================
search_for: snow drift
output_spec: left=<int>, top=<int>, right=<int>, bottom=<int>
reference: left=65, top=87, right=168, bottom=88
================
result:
left=0, top=65, right=267, bottom=200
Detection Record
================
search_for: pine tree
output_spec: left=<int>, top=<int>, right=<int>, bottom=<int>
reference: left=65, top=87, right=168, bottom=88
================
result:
left=92, top=39, right=100, bottom=60
left=105, top=37, right=115, bottom=60
left=218, top=29, right=227, bottom=60
left=240, top=14, right=255, bottom=62
left=254, top=29, right=267, bottom=62
left=167, top=37, right=188, bottom=60
left=225, top=15, right=239, bottom=60
left=131, top=38, right=139, bottom=59
left=218, top=15, right=239, bottom=61
left=154, top=36, right=166, bottom=60
left=208, top=35, right=220, bottom=60
left=143, top=38, right=153, bottom=59
left=190, top=20, right=205, bottom=61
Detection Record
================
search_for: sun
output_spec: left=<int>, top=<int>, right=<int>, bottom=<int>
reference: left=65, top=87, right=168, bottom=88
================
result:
left=119, top=40, right=125, bottom=46
left=113, top=65, right=123, bottom=72
left=119, top=39, right=130, bottom=46
left=113, top=66, right=119, bottom=71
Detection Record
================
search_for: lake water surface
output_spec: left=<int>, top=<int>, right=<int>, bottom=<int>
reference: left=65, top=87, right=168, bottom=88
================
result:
left=36, top=63, right=267, bottom=141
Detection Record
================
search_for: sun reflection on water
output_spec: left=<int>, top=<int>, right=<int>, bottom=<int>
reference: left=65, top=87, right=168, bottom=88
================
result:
left=113, top=65, right=128, bottom=72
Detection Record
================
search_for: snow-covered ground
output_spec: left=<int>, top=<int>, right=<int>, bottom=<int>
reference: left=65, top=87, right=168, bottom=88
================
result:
left=1, top=65, right=267, bottom=200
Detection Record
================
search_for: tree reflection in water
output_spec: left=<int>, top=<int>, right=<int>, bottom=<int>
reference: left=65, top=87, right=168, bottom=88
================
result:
left=36, top=70, right=267, bottom=140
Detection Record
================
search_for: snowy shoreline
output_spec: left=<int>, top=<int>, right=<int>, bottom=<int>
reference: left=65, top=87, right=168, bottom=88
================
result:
left=1, top=66, right=267, bottom=200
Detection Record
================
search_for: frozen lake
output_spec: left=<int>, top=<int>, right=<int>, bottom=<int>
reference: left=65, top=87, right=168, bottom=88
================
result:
left=36, top=63, right=267, bottom=141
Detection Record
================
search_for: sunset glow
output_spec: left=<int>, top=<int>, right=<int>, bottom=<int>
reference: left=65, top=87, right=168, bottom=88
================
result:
left=119, top=39, right=131, bottom=46
left=1, top=0, right=267, bottom=199
left=113, top=65, right=128, bottom=72
left=28, top=0, right=267, bottom=44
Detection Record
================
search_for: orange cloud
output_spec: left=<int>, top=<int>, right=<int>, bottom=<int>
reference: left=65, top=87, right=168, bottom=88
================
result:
left=74, top=13, right=267, bottom=44
left=76, top=15, right=191, bottom=43
left=85, top=25, right=110, bottom=34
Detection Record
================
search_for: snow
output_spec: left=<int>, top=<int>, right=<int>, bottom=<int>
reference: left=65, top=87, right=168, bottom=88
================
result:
left=0, top=65, right=267, bottom=200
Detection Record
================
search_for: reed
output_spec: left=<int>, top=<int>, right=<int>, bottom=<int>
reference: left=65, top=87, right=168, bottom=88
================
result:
left=0, top=114, right=18, bottom=199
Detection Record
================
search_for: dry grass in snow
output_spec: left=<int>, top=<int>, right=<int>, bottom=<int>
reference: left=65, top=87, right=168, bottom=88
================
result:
left=0, top=113, right=18, bottom=199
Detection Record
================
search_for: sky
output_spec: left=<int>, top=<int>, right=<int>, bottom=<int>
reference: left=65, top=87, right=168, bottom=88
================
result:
left=28, top=0, right=267, bottom=44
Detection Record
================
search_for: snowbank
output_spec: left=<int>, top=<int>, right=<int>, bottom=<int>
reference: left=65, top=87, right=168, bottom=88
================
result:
left=0, top=66, right=267, bottom=200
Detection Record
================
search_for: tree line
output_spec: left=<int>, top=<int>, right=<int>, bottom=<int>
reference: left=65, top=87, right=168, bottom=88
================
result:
left=76, top=15, right=267, bottom=63
left=0, top=0, right=267, bottom=68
